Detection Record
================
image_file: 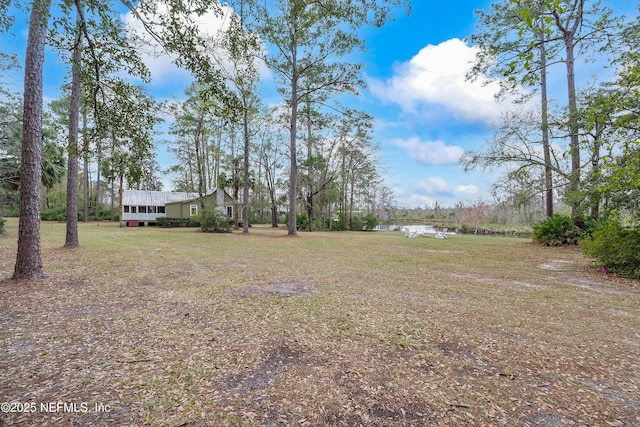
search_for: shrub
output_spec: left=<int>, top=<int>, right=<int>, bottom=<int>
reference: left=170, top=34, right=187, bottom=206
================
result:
left=296, top=213, right=308, bottom=230
left=93, top=206, right=119, bottom=221
left=41, top=208, right=75, bottom=221
left=362, top=214, right=379, bottom=231
left=0, top=217, right=5, bottom=234
left=532, top=214, right=581, bottom=246
left=581, top=221, right=640, bottom=280
left=576, top=215, right=598, bottom=237
left=311, top=218, right=326, bottom=231
left=331, top=220, right=345, bottom=231
left=347, top=213, right=381, bottom=231
left=0, top=190, right=19, bottom=213
left=157, top=217, right=188, bottom=227
left=200, top=209, right=232, bottom=233
left=349, top=215, right=363, bottom=231
left=458, top=223, right=474, bottom=235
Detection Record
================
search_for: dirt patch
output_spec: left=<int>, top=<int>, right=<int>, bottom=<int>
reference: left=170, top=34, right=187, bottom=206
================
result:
left=261, top=280, right=314, bottom=296
left=538, top=259, right=574, bottom=271
left=233, top=280, right=315, bottom=298
left=223, top=343, right=306, bottom=394
left=451, top=273, right=543, bottom=290
left=538, top=259, right=632, bottom=295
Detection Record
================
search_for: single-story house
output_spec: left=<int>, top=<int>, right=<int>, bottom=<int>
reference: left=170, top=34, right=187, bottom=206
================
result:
left=165, top=189, right=235, bottom=219
left=121, top=189, right=234, bottom=226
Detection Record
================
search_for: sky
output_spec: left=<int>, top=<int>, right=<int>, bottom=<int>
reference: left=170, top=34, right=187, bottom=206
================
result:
left=2, top=0, right=638, bottom=209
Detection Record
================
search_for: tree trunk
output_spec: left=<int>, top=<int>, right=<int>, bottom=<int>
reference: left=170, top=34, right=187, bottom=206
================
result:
left=565, top=39, right=580, bottom=225
left=271, top=203, right=278, bottom=227
left=110, top=178, right=115, bottom=222
left=233, top=184, right=240, bottom=229
left=118, top=173, right=124, bottom=227
left=553, top=1, right=584, bottom=225
left=349, top=170, right=355, bottom=229
left=242, top=106, right=250, bottom=234
left=65, top=25, right=81, bottom=247
left=95, top=125, right=102, bottom=219
left=539, top=9, right=553, bottom=218
left=288, top=44, right=298, bottom=236
left=264, top=150, right=279, bottom=228
left=13, top=0, right=51, bottom=279
left=590, top=141, right=601, bottom=220
left=82, top=112, right=89, bottom=222
left=83, top=150, right=89, bottom=222
left=305, top=102, right=314, bottom=232
left=194, top=114, right=206, bottom=210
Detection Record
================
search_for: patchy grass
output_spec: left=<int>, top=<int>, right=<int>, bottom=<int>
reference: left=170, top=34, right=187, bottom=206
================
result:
left=1, top=218, right=639, bottom=426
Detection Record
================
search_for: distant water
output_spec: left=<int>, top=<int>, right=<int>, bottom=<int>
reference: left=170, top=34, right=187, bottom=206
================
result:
left=375, top=224, right=437, bottom=234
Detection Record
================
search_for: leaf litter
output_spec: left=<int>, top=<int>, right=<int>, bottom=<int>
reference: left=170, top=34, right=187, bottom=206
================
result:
left=0, top=221, right=639, bottom=426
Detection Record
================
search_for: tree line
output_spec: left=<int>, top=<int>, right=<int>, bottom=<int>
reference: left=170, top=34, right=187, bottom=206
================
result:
left=1, top=0, right=408, bottom=279
left=4, top=0, right=639, bottom=280
left=464, top=0, right=640, bottom=227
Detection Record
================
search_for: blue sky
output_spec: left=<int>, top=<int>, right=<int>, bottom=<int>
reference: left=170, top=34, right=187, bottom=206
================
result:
left=2, top=0, right=638, bottom=208
left=352, top=0, right=637, bottom=208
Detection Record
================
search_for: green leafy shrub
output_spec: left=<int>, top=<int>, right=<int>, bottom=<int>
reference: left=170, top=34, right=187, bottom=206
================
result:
left=41, top=208, right=65, bottom=221
left=41, top=208, right=85, bottom=221
left=458, top=223, right=474, bottom=234
left=311, top=218, right=326, bottom=231
left=349, top=215, right=364, bottom=231
left=296, top=213, right=308, bottom=230
left=532, top=214, right=581, bottom=245
left=362, top=214, right=379, bottom=231
left=200, top=209, right=231, bottom=233
left=93, top=206, right=119, bottom=221
left=581, top=221, right=640, bottom=280
left=348, top=213, right=382, bottom=231
left=41, top=207, right=120, bottom=222
left=157, top=217, right=190, bottom=227
left=576, top=215, right=598, bottom=237
left=0, top=190, right=19, bottom=214
left=331, top=220, right=345, bottom=231
left=0, top=217, right=5, bottom=234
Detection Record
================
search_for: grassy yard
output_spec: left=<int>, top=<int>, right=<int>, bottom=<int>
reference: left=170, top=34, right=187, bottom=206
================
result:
left=1, top=218, right=639, bottom=426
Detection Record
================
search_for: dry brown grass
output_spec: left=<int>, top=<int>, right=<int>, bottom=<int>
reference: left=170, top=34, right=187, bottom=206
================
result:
left=1, top=218, right=639, bottom=426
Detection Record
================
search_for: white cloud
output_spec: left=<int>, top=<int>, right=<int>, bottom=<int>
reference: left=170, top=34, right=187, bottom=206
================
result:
left=369, top=38, right=513, bottom=123
left=454, top=185, right=479, bottom=198
left=390, top=137, right=464, bottom=165
left=387, top=176, right=486, bottom=208
left=396, top=184, right=480, bottom=208
left=388, top=176, right=456, bottom=208
left=396, top=193, right=438, bottom=209
left=416, top=177, right=450, bottom=194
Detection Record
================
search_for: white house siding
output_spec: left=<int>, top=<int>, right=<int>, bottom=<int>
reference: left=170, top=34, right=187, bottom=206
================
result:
left=122, top=190, right=199, bottom=225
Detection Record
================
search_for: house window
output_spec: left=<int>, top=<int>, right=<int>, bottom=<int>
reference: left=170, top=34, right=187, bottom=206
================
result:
left=139, top=206, right=147, bottom=214
left=148, top=206, right=157, bottom=214
left=131, top=206, right=137, bottom=214
left=190, top=205, right=198, bottom=216
left=158, top=206, right=165, bottom=214
left=227, top=206, right=232, bottom=217
left=124, top=205, right=130, bottom=213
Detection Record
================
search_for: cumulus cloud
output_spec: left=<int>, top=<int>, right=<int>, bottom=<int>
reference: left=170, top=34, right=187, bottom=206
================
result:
left=454, top=185, right=479, bottom=198
left=369, top=38, right=512, bottom=123
left=390, top=137, right=464, bottom=165
left=387, top=176, right=485, bottom=208
left=415, top=177, right=450, bottom=194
